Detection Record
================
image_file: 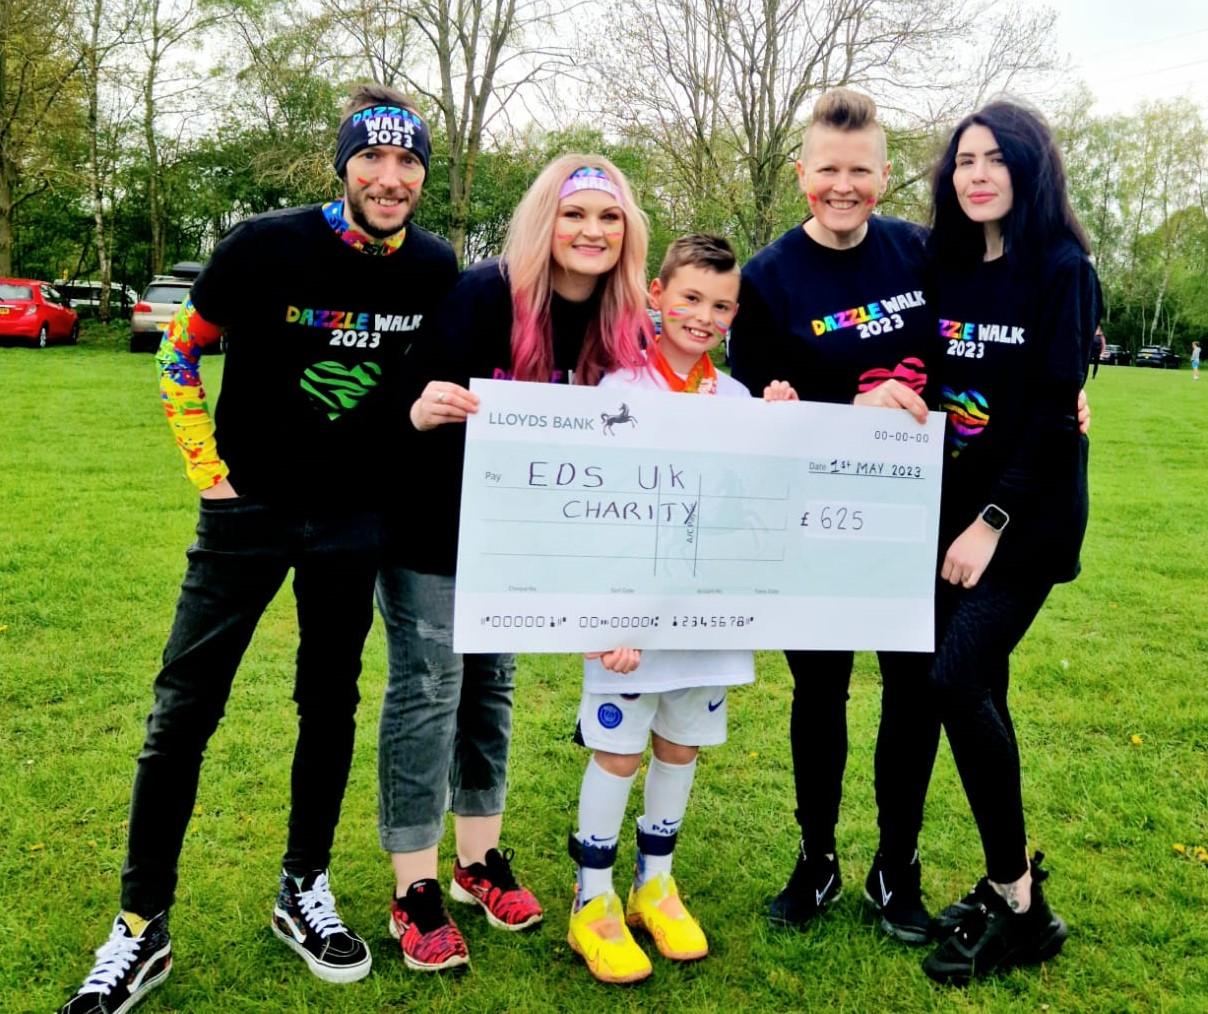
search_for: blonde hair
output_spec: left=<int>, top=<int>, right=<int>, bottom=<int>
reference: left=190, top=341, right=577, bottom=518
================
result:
left=801, top=88, right=887, bottom=163
left=501, top=153, right=650, bottom=385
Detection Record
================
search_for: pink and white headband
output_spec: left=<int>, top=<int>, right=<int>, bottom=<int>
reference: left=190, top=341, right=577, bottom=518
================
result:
left=559, top=166, right=623, bottom=203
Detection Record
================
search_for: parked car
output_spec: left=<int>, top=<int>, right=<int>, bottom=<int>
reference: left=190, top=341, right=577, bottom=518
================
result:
left=55, top=279, right=139, bottom=319
left=1099, top=343, right=1131, bottom=366
left=1134, top=345, right=1181, bottom=369
left=0, top=278, right=79, bottom=347
left=130, top=262, right=203, bottom=353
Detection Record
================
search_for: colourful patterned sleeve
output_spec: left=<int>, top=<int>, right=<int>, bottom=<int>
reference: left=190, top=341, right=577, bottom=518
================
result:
left=156, top=297, right=227, bottom=490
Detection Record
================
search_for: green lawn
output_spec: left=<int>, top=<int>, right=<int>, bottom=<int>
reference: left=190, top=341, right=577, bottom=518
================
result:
left=1, top=330, right=1205, bottom=1013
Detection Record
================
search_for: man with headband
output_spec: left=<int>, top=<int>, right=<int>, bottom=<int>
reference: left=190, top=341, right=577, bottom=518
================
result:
left=56, top=84, right=457, bottom=1013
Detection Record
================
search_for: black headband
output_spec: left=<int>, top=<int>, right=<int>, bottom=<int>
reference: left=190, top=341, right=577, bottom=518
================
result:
left=334, top=105, right=431, bottom=179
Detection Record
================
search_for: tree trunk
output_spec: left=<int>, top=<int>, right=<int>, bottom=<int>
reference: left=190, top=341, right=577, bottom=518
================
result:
left=143, top=3, right=164, bottom=275
left=447, top=153, right=467, bottom=264
left=87, top=0, right=112, bottom=321
left=0, top=161, right=13, bottom=275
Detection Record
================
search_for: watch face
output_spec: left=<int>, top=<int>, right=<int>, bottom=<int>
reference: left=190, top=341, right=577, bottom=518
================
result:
left=982, top=504, right=1009, bottom=531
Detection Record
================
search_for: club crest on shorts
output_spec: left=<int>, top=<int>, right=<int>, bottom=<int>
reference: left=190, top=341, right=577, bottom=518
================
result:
left=597, top=702, right=624, bottom=728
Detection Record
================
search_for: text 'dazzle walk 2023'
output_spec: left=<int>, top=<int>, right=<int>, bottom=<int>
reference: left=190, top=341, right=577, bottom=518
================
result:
left=453, top=379, right=944, bottom=654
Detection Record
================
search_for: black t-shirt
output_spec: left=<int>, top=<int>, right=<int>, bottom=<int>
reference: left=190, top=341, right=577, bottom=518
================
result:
left=393, top=258, right=601, bottom=574
left=729, top=217, right=933, bottom=403
left=189, top=205, right=458, bottom=508
left=931, top=239, right=1100, bottom=583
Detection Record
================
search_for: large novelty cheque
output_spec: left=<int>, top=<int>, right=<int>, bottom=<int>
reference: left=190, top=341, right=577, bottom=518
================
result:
left=453, top=379, right=944, bottom=653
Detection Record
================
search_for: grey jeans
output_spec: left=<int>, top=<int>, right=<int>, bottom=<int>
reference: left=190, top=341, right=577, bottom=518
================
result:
left=375, top=565, right=516, bottom=852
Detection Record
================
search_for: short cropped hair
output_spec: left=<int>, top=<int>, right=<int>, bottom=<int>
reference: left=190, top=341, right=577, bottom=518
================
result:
left=657, top=233, right=738, bottom=287
left=340, top=83, right=423, bottom=124
left=801, top=88, right=888, bottom=163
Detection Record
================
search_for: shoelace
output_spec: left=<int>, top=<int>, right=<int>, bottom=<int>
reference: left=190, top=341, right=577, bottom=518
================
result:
left=484, top=847, right=520, bottom=892
left=78, top=921, right=140, bottom=994
left=402, top=883, right=454, bottom=934
left=295, top=873, right=349, bottom=939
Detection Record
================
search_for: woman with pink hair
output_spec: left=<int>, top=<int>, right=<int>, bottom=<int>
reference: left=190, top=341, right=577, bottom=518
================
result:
left=375, top=153, right=652, bottom=973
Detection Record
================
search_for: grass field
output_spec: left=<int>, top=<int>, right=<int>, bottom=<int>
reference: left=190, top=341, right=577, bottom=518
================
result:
left=1, top=327, right=1205, bottom=1013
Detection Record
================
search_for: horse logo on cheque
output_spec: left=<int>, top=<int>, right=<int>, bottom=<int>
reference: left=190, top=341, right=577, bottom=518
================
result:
left=601, top=403, right=638, bottom=435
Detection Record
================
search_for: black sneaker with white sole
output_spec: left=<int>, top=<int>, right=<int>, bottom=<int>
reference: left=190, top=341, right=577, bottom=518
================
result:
left=923, top=855, right=1068, bottom=985
left=864, top=850, right=931, bottom=945
left=271, top=869, right=372, bottom=983
left=57, top=911, right=171, bottom=1014
left=767, top=840, right=842, bottom=928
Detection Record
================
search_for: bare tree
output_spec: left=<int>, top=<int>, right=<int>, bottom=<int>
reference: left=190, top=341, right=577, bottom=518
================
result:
left=76, top=0, right=139, bottom=319
left=314, top=0, right=415, bottom=86
left=595, top=0, right=1057, bottom=250
left=134, top=0, right=226, bottom=274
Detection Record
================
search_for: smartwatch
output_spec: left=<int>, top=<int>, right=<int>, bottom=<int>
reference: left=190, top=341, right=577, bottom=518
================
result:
left=979, top=503, right=1010, bottom=533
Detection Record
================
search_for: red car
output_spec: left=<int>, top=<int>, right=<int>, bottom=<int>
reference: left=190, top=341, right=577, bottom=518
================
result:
left=0, top=278, right=80, bottom=347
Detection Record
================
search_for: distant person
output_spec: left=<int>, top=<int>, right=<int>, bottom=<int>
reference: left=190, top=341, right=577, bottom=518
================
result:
left=1192, top=340, right=1201, bottom=380
left=375, top=153, right=650, bottom=972
left=565, top=234, right=751, bottom=985
left=56, top=84, right=457, bottom=1012
left=1090, top=324, right=1106, bottom=378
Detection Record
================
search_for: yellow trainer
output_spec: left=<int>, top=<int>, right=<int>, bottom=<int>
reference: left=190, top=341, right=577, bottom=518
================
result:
left=567, top=890, right=653, bottom=984
left=626, top=873, right=708, bottom=961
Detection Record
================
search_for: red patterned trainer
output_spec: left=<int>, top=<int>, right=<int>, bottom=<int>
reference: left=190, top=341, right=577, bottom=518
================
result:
left=389, top=879, right=470, bottom=972
left=450, top=846, right=544, bottom=931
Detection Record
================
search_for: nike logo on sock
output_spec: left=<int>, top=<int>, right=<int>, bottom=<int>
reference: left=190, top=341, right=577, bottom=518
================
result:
left=707, top=695, right=725, bottom=712
left=879, top=871, right=893, bottom=906
left=816, top=874, right=835, bottom=907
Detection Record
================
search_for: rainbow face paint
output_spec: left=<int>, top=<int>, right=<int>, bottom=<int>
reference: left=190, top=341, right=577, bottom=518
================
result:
left=550, top=190, right=625, bottom=278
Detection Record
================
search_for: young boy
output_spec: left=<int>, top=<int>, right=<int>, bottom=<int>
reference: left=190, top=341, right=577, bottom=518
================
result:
left=565, top=234, right=755, bottom=983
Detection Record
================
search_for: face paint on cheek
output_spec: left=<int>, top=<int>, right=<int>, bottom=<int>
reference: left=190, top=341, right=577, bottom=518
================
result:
left=665, top=305, right=690, bottom=319
left=807, top=192, right=818, bottom=204
left=714, top=318, right=732, bottom=337
left=866, top=195, right=878, bottom=207
left=355, top=177, right=370, bottom=186
left=555, top=232, right=575, bottom=244
left=603, top=229, right=624, bottom=245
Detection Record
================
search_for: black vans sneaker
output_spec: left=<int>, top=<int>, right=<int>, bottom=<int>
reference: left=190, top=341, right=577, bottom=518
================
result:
left=58, top=911, right=171, bottom=1014
left=767, top=840, right=842, bottom=928
left=271, top=870, right=372, bottom=983
left=922, top=855, right=1068, bottom=985
left=864, top=850, right=930, bottom=945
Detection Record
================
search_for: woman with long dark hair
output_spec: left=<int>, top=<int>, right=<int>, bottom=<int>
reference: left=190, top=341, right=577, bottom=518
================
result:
left=919, top=100, right=1099, bottom=984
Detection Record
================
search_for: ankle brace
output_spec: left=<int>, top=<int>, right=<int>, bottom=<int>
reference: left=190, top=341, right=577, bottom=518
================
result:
left=568, top=830, right=618, bottom=869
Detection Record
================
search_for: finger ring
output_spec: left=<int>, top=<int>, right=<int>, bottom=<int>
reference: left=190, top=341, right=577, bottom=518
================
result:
left=435, top=391, right=445, bottom=404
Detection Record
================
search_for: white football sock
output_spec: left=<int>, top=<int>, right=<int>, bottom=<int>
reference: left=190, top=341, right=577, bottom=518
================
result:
left=635, top=755, right=697, bottom=884
left=575, top=756, right=636, bottom=904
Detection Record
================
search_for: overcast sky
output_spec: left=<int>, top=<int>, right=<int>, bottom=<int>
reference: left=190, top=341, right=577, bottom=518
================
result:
left=1050, top=0, right=1208, bottom=113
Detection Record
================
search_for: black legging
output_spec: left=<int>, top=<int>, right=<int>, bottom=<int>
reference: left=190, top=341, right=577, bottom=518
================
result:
left=786, top=649, right=939, bottom=861
left=931, top=571, right=1052, bottom=884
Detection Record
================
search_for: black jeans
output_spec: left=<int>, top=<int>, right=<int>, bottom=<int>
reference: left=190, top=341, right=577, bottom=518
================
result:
left=786, top=649, right=939, bottom=860
left=931, top=571, right=1052, bottom=884
left=120, top=496, right=381, bottom=916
